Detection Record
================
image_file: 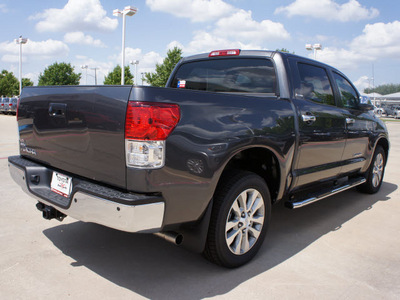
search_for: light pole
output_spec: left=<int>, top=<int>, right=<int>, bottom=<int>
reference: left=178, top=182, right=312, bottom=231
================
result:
left=91, top=67, right=98, bottom=85
left=81, top=65, right=88, bottom=84
left=113, top=6, right=138, bottom=85
left=130, top=60, right=139, bottom=85
left=15, top=36, right=28, bottom=95
left=306, top=43, right=322, bottom=60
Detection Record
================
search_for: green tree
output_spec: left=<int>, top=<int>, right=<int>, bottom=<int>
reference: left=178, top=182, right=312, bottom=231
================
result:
left=22, top=78, right=34, bottom=89
left=0, top=70, right=19, bottom=96
left=38, top=62, right=81, bottom=86
left=276, top=48, right=295, bottom=54
left=364, top=83, right=400, bottom=95
left=103, top=65, right=133, bottom=85
left=145, top=47, right=183, bottom=87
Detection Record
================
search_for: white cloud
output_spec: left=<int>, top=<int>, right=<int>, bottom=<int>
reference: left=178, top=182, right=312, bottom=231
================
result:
left=0, top=39, right=69, bottom=62
left=183, top=31, right=263, bottom=54
left=31, top=0, right=117, bottom=33
left=215, top=10, right=290, bottom=43
left=353, top=76, right=372, bottom=93
left=0, top=4, right=9, bottom=13
left=146, top=0, right=235, bottom=22
left=275, top=0, right=379, bottom=22
left=64, top=32, right=106, bottom=48
left=351, top=21, right=400, bottom=58
left=311, top=47, right=374, bottom=70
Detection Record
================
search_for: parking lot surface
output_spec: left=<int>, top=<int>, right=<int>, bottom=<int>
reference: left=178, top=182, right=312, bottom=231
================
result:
left=1, top=114, right=399, bottom=299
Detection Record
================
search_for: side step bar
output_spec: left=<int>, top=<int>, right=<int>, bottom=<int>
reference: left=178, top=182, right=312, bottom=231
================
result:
left=285, top=177, right=366, bottom=209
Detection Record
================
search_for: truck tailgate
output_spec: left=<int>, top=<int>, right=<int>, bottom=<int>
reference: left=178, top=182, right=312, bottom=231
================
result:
left=18, top=86, right=132, bottom=189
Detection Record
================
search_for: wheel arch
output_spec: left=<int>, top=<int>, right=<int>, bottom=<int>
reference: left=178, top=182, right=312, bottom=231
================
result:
left=215, top=146, right=283, bottom=204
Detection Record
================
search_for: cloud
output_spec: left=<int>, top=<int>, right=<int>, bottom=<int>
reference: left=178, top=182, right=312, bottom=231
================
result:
left=351, top=21, right=400, bottom=58
left=313, top=47, right=374, bottom=70
left=275, top=0, right=379, bottom=22
left=0, top=4, right=9, bottom=13
left=64, top=32, right=106, bottom=48
left=215, top=10, right=290, bottom=43
left=146, top=0, right=235, bottom=22
left=183, top=31, right=264, bottom=54
left=0, top=39, right=69, bottom=62
left=307, top=21, right=400, bottom=72
left=168, top=9, right=289, bottom=54
left=31, top=0, right=117, bottom=33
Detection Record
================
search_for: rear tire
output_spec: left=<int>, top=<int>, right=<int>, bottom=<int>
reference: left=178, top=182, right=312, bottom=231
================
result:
left=357, top=145, right=386, bottom=194
left=204, top=171, right=271, bottom=268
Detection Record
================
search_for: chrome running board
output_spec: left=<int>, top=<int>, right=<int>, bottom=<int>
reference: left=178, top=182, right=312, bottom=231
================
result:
left=285, top=177, right=366, bottom=209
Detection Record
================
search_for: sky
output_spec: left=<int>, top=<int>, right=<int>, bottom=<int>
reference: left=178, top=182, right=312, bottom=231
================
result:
left=0, top=0, right=399, bottom=93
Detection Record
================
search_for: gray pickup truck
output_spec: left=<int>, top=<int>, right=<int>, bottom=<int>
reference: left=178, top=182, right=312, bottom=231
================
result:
left=8, top=49, right=389, bottom=267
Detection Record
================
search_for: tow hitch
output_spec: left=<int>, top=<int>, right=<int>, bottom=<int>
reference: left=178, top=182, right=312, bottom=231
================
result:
left=36, top=202, right=66, bottom=221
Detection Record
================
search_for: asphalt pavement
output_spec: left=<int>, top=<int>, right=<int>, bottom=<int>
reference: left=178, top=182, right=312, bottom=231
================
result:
left=0, top=114, right=399, bottom=299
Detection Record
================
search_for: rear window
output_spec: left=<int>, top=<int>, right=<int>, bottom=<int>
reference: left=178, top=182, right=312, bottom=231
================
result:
left=171, top=58, right=276, bottom=94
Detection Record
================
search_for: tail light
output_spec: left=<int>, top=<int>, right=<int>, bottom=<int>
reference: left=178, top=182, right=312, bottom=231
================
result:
left=17, top=98, right=20, bottom=119
left=9, top=103, right=12, bottom=106
left=209, top=49, right=240, bottom=57
left=125, top=101, right=180, bottom=169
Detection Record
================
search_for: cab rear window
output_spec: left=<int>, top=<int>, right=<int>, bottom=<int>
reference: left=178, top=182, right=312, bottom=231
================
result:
left=171, top=58, right=276, bottom=94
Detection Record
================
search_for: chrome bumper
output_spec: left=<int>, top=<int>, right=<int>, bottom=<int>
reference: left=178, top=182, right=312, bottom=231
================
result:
left=8, top=156, right=165, bottom=233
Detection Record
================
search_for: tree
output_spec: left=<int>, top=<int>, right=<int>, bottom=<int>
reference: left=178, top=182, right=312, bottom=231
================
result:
left=0, top=70, right=19, bottom=96
left=22, top=78, right=34, bottom=89
left=103, top=65, right=133, bottom=85
left=38, top=62, right=81, bottom=86
left=145, top=47, right=183, bottom=87
left=276, top=48, right=295, bottom=54
left=364, top=84, right=400, bottom=95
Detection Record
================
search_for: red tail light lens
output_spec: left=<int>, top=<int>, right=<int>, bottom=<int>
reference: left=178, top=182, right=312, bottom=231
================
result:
left=16, top=98, right=20, bottom=119
left=125, top=102, right=180, bottom=140
left=209, top=49, right=240, bottom=57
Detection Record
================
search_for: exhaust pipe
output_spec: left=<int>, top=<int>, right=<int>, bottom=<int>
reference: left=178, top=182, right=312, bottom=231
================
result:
left=36, top=202, right=66, bottom=221
left=154, top=231, right=183, bottom=245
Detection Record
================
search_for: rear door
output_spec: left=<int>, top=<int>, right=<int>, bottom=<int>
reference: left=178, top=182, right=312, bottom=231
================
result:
left=289, top=58, right=347, bottom=188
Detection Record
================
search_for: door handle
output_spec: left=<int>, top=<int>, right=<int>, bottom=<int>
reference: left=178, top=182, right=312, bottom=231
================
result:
left=346, top=118, right=355, bottom=124
left=49, top=103, right=66, bottom=117
left=302, top=114, right=316, bottom=123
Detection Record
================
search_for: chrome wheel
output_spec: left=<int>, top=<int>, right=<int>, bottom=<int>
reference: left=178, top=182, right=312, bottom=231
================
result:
left=225, top=188, right=265, bottom=255
left=372, top=153, right=384, bottom=188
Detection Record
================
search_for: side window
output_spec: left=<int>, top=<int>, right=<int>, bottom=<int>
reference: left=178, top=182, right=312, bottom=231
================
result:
left=297, top=63, right=335, bottom=106
left=333, top=72, right=359, bottom=109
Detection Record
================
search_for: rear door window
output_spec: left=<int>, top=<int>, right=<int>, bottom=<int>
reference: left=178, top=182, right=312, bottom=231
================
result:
left=296, top=63, right=335, bottom=106
left=171, top=58, right=276, bottom=94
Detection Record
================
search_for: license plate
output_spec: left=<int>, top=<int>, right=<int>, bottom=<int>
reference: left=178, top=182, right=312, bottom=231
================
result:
left=51, top=172, right=72, bottom=198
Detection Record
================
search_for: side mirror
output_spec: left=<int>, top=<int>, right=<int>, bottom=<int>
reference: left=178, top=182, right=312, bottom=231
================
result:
left=358, top=103, right=374, bottom=112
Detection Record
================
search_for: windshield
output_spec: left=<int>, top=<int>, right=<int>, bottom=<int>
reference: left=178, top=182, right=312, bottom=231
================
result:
left=171, top=58, right=276, bottom=94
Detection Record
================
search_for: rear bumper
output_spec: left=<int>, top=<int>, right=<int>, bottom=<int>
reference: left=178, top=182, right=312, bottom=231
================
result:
left=8, top=156, right=165, bottom=233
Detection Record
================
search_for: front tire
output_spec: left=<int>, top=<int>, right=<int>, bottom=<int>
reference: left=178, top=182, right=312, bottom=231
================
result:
left=204, top=171, right=271, bottom=268
left=358, top=145, right=386, bottom=194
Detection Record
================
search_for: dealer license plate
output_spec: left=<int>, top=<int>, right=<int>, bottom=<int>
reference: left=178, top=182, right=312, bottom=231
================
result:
left=51, top=172, right=72, bottom=198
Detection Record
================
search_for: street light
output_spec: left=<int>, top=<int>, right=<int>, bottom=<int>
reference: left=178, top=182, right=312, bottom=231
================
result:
left=81, top=65, right=88, bottom=85
left=305, top=43, right=322, bottom=60
left=81, top=65, right=99, bottom=85
left=130, top=60, right=139, bottom=85
left=15, top=36, right=28, bottom=95
left=113, top=5, right=138, bottom=85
